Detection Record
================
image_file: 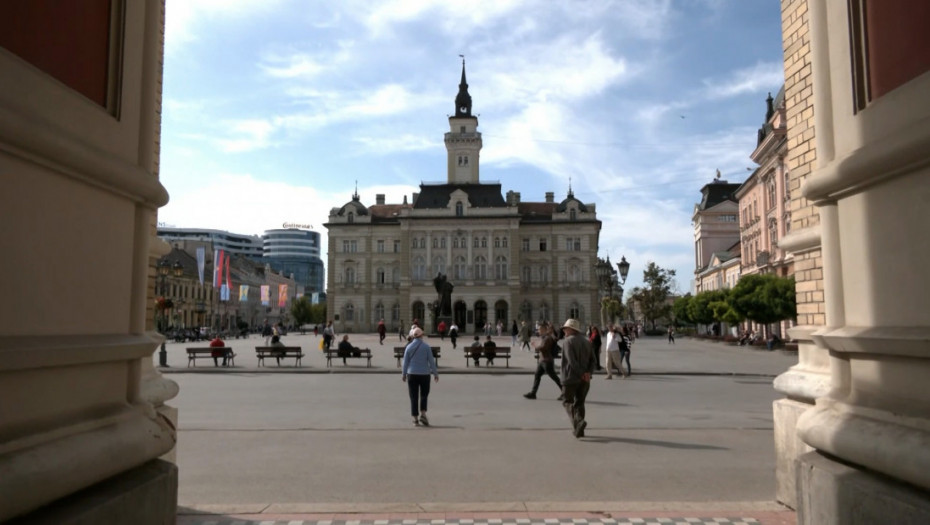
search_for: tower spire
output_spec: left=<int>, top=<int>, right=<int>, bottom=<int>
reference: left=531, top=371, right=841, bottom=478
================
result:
left=455, top=55, right=472, bottom=117
left=568, top=176, right=574, bottom=198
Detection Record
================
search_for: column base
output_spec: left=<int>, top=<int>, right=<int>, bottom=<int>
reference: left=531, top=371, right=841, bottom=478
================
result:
left=774, top=398, right=814, bottom=509
left=9, top=460, right=177, bottom=525
left=798, top=451, right=930, bottom=525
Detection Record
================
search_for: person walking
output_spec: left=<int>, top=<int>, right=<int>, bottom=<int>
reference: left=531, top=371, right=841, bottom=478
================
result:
left=322, top=320, right=335, bottom=350
left=511, top=320, right=519, bottom=347
left=449, top=322, right=458, bottom=349
left=437, top=320, right=447, bottom=341
left=523, top=321, right=563, bottom=399
left=604, top=325, right=623, bottom=379
left=518, top=320, right=532, bottom=352
left=401, top=327, right=438, bottom=426
left=377, top=319, right=387, bottom=345
left=589, top=325, right=603, bottom=371
left=398, top=320, right=406, bottom=342
left=667, top=325, right=675, bottom=344
left=261, top=319, right=273, bottom=346
left=560, top=318, right=596, bottom=438
left=619, top=326, right=633, bottom=377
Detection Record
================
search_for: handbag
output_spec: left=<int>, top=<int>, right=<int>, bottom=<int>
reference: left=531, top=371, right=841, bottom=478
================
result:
left=319, top=339, right=325, bottom=351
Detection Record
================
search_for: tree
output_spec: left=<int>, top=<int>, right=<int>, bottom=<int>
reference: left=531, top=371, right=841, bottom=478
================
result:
left=290, top=296, right=314, bottom=331
left=729, top=274, right=797, bottom=333
left=688, top=290, right=723, bottom=326
left=672, top=294, right=694, bottom=325
left=630, top=262, right=676, bottom=330
left=602, top=296, right=624, bottom=324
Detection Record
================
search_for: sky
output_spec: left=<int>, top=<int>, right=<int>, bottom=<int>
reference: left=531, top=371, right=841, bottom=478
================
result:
left=158, top=0, right=785, bottom=296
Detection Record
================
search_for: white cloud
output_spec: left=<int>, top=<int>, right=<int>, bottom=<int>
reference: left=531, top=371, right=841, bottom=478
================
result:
left=352, top=133, right=437, bottom=154
left=214, top=119, right=277, bottom=153
left=165, top=0, right=285, bottom=55
left=703, top=61, right=785, bottom=100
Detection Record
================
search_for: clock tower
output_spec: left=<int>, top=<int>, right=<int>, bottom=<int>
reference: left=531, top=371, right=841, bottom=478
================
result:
left=445, top=58, right=482, bottom=184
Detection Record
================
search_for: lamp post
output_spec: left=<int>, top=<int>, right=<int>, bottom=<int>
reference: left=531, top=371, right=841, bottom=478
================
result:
left=156, top=260, right=184, bottom=367
left=596, top=255, right=631, bottom=326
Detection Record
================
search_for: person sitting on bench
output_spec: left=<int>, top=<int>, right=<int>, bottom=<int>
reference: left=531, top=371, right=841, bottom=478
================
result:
left=270, top=335, right=286, bottom=365
left=337, top=334, right=361, bottom=365
left=469, top=335, right=482, bottom=366
left=209, top=335, right=227, bottom=367
left=483, top=335, right=497, bottom=366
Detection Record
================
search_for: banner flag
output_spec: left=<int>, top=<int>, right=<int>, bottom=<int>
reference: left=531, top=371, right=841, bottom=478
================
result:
left=196, top=247, right=205, bottom=286
left=311, top=292, right=319, bottom=304
left=239, top=285, right=249, bottom=302
left=261, top=285, right=269, bottom=306
left=278, top=284, right=287, bottom=308
left=225, top=255, right=231, bottom=290
left=213, top=249, right=224, bottom=288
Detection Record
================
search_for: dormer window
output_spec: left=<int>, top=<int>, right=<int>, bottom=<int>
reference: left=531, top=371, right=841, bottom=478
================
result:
left=570, top=209, right=576, bottom=221
left=460, top=126, right=466, bottom=133
left=456, top=202, right=463, bottom=216
left=348, top=212, right=354, bottom=223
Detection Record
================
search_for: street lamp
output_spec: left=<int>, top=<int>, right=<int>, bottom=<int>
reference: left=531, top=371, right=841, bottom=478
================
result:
left=156, top=259, right=184, bottom=367
left=595, top=256, right=618, bottom=326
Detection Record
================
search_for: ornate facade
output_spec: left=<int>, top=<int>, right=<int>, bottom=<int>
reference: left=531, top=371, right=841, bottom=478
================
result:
left=325, top=62, right=601, bottom=334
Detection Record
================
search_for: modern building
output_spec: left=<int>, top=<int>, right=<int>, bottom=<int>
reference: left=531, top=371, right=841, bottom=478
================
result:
left=262, top=227, right=325, bottom=297
left=324, top=61, right=602, bottom=334
left=157, top=226, right=263, bottom=259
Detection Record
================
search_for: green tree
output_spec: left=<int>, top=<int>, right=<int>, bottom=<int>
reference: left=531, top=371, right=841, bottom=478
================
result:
left=672, top=294, right=694, bottom=325
left=729, top=274, right=797, bottom=331
left=630, top=262, right=676, bottom=330
left=602, top=296, right=624, bottom=324
left=290, top=296, right=314, bottom=331
left=689, top=289, right=725, bottom=326
left=309, top=303, right=327, bottom=324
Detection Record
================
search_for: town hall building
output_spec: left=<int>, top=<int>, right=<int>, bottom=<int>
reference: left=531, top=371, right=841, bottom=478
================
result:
left=325, top=62, right=602, bottom=334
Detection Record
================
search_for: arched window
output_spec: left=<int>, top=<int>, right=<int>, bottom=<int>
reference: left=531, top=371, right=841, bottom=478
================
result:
left=440, top=237, right=446, bottom=248
left=570, top=209, right=576, bottom=221
left=348, top=212, right=354, bottom=223
left=474, top=255, right=487, bottom=280
left=376, top=267, right=385, bottom=284
left=522, top=265, right=531, bottom=282
left=391, top=303, right=400, bottom=322
left=494, top=237, right=501, bottom=248
left=456, top=202, right=464, bottom=216
left=453, top=237, right=459, bottom=248
left=345, top=266, right=355, bottom=284
left=454, top=256, right=467, bottom=280
left=538, top=265, right=549, bottom=283
left=411, top=237, right=417, bottom=249
left=375, top=302, right=385, bottom=321
left=473, top=237, right=479, bottom=248
left=432, top=237, right=438, bottom=248
left=502, top=236, right=508, bottom=248
left=432, top=256, right=445, bottom=275
left=495, top=256, right=508, bottom=280
left=481, top=237, right=487, bottom=248
left=568, top=264, right=580, bottom=282
left=569, top=302, right=580, bottom=320
left=345, top=303, right=355, bottom=321
left=412, top=256, right=426, bottom=280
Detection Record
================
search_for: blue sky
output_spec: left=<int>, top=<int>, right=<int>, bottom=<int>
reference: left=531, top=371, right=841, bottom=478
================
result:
left=158, top=0, right=785, bottom=295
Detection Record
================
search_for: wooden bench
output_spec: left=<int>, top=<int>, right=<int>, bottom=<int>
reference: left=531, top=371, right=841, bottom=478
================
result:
left=465, top=347, right=512, bottom=367
left=324, top=348, right=372, bottom=367
left=394, top=346, right=441, bottom=367
left=186, top=347, right=235, bottom=367
left=255, top=346, right=304, bottom=367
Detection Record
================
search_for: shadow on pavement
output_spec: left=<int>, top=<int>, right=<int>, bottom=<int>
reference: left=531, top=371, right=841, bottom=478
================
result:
left=581, top=436, right=729, bottom=450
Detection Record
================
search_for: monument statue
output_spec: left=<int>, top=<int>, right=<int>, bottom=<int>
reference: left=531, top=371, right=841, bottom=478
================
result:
left=433, top=272, right=454, bottom=318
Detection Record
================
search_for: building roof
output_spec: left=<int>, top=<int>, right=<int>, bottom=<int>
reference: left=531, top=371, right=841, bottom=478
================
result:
left=413, top=183, right=507, bottom=209
left=696, top=180, right=741, bottom=210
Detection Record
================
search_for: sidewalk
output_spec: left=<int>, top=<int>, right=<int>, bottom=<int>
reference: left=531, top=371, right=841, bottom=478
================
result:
left=157, top=333, right=797, bottom=377
left=176, top=501, right=796, bottom=524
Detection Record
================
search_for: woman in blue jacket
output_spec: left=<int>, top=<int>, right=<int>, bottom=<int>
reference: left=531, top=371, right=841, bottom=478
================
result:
left=402, top=327, right=439, bottom=426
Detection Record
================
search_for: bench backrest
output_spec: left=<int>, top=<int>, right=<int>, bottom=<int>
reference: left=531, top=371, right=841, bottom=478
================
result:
left=187, top=347, right=230, bottom=353
left=255, top=346, right=301, bottom=351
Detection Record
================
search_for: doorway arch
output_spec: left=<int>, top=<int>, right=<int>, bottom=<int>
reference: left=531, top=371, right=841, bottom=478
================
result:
left=474, top=300, right=487, bottom=334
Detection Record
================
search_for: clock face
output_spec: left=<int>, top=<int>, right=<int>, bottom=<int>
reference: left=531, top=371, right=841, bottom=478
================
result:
left=459, top=106, right=468, bottom=113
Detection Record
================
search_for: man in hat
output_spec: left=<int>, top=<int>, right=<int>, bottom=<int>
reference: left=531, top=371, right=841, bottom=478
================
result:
left=560, top=318, right=596, bottom=438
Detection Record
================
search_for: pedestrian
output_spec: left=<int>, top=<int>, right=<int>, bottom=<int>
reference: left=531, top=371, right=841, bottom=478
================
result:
left=667, top=325, right=675, bottom=344
left=519, top=320, right=532, bottom=352
left=604, top=325, right=623, bottom=379
left=449, top=322, right=459, bottom=349
left=589, top=325, right=603, bottom=371
left=523, top=321, right=563, bottom=399
left=496, top=320, right=503, bottom=337
left=261, top=319, right=273, bottom=346
left=377, top=318, right=386, bottom=345
left=401, top=327, right=438, bottom=426
left=560, top=318, right=596, bottom=438
left=618, top=326, right=632, bottom=377
left=209, top=334, right=227, bottom=367
left=437, top=320, right=447, bottom=341
left=399, top=319, right=406, bottom=342
left=323, top=320, right=335, bottom=350
left=511, top=320, right=519, bottom=347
